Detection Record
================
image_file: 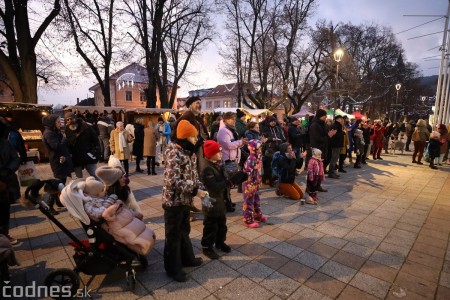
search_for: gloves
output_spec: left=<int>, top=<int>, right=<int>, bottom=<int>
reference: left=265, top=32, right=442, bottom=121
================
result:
left=230, top=171, right=248, bottom=186
left=201, top=193, right=216, bottom=209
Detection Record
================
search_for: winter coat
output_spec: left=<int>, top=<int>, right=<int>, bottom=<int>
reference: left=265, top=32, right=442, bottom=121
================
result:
left=406, top=121, right=415, bottom=137
left=278, top=153, right=297, bottom=184
left=261, top=124, right=286, bottom=152
left=245, top=129, right=261, bottom=141
left=235, top=118, right=247, bottom=138
left=243, top=140, right=262, bottom=187
left=102, top=200, right=155, bottom=256
left=288, top=124, right=303, bottom=149
left=4, top=123, right=27, bottom=163
left=309, top=117, right=328, bottom=152
left=362, top=127, right=371, bottom=145
left=42, top=115, right=73, bottom=179
left=110, top=129, right=133, bottom=160
left=428, top=138, right=442, bottom=158
left=0, top=139, right=20, bottom=202
left=412, top=120, right=430, bottom=142
left=97, top=120, right=113, bottom=139
left=340, top=125, right=349, bottom=155
left=307, top=157, right=324, bottom=182
left=329, top=121, right=344, bottom=149
left=132, top=123, right=144, bottom=159
left=372, top=124, right=386, bottom=148
left=160, top=121, right=172, bottom=143
left=172, top=110, right=209, bottom=141
left=217, top=126, right=244, bottom=162
left=143, top=126, right=159, bottom=157
left=65, top=119, right=100, bottom=167
left=162, top=142, right=200, bottom=207
left=210, top=121, right=220, bottom=141
left=201, top=161, right=229, bottom=217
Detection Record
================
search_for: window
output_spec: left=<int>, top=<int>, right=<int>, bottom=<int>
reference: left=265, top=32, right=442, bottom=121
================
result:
left=140, top=92, right=146, bottom=103
left=206, top=101, right=212, bottom=109
left=125, top=91, right=132, bottom=101
left=214, top=100, right=221, bottom=108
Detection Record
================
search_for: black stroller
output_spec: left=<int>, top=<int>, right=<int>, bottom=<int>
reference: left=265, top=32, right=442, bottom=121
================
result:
left=24, top=179, right=148, bottom=298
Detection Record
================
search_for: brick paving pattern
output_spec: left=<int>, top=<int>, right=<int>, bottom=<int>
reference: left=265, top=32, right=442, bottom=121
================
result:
left=8, top=153, right=450, bottom=299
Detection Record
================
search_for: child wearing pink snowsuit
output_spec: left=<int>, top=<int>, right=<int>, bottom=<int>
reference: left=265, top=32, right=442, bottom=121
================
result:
left=242, top=139, right=267, bottom=228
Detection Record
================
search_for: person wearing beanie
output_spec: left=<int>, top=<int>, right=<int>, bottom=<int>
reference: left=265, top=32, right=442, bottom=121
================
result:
left=95, top=166, right=142, bottom=215
left=42, top=114, right=73, bottom=215
left=200, top=140, right=247, bottom=259
left=306, top=148, right=323, bottom=204
left=307, top=109, right=336, bottom=191
left=162, top=119, right=208, bottom=282
left=327, top=115, right=344, bottom=179
left=260, top=115, right=285, bottom=186
left=277, top=143, right=307, bottom=201
left=235, top=109, right=247, bottom=138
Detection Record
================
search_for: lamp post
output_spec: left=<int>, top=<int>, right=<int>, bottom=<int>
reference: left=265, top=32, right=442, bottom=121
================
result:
left=333, top=48, right=344, bottom=114
left=393, top=83, right=401, bottom=123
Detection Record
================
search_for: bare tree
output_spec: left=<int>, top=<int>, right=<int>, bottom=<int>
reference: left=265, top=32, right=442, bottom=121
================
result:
left=0, top=0, right=61, bottom=103
left=60, top=0, right=125, bottom=107
left=123, top=0, right=213, bottom=108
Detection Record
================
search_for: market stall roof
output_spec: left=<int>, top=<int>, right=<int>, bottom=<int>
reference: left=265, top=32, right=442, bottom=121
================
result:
left=64, top=106, right=125, bottom=114
left=126, top=107, right=177, bottom=114
left=291, top=106, right=314, bottom=118
left=335, top=108, right=355, bottom=119
left=212, top=107, right=272, bottom=116
left=0, top=102, right=53, bottom=112
left=352, top=111, right=364, bottom=119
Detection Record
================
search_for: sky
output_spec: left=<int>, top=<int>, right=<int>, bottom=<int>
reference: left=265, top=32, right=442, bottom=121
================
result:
left=37, top=0, right=448, bottom=106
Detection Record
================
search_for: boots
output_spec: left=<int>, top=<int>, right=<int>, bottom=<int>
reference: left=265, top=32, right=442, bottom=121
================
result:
left=430, top=159, right=438, bottom=169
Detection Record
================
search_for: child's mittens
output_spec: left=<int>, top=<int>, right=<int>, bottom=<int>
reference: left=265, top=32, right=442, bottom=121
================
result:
left=201, top=193, right=216, bottom=209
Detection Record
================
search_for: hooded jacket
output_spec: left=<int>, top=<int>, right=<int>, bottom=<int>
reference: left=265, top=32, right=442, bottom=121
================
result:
left=201, top=160, right=230, bottom=217
left=243, top=139, right=262, bottom=186
left=278, top=143, right=297, bottom=184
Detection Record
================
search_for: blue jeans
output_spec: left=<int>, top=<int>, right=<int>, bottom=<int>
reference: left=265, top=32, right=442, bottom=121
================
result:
left=74, top=163, right=98, bottom=180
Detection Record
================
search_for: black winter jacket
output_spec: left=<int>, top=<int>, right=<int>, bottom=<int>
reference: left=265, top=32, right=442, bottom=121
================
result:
left=309, top=117, right=328, bottom=151
left=329, top=121, right=344, bottom=148
left=201, top=161, right=230, bottom=217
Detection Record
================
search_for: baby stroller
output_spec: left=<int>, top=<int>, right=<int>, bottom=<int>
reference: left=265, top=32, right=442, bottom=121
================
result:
left=24, top=179, right=149, bottom=298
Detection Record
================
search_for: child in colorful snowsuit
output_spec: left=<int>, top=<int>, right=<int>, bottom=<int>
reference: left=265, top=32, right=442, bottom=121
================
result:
left=306, top=148, right=324, bottom=204
left=243, top=139, right=267, bottom=228
left=200, top=140, right=247, bottom=259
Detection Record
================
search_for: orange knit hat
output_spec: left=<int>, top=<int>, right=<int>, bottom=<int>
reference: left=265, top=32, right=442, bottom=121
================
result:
left=176, top=120, right=198, bottom=139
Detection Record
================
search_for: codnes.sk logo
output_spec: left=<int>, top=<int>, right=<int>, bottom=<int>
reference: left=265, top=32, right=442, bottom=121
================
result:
left=2, top=281, right=91, bottom=298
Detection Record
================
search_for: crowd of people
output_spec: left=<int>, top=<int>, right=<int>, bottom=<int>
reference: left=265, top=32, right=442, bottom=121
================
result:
left=0, top=99, right=449, bottom=284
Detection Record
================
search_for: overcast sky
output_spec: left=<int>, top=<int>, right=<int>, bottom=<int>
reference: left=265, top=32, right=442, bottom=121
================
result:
left=38, top=0, right=448, bottom=105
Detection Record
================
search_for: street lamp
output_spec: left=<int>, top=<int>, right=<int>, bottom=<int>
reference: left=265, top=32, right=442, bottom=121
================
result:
left=393, top=83, right=402, bottom=123
left=333, top=48, right=344, bottom=114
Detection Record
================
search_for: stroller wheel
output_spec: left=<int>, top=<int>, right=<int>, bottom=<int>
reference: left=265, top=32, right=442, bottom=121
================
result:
left=44, top=268, right=80, bottom=299
left=137, top=254, right=148, bottom=270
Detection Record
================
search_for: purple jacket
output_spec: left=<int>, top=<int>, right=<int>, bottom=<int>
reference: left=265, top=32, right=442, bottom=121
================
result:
left=217, top=126, right=243, bottom=162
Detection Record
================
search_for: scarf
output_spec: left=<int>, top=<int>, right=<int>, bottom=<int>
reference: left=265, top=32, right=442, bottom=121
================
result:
left=119, top=131, right=127, bottom=152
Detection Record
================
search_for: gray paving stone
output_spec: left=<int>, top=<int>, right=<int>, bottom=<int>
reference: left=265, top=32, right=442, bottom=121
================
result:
left=350, top=272, right=391, bottom=298
left=369, top=250, right=405, bottom=270
left=319, top=260, right=357, bottom=283
left=213, top=276, right=274, bottom=300
left=260, top=271, right=301, bottom=299
left=190, top=260, right=239, bottom=293
left=293, top=250, right=328, bottom=270
left=319, top=235, right=348, bottom=249
left=271, top=242, right=304, bottom=259
left=237, top=260, right=274, bottom=282
left=287, top=285, right=332, bottom=300
left=342, top=242, right=374, bottom=258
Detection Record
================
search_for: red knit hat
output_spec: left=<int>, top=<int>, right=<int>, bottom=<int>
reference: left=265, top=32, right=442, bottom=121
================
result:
left=203, top=140, right=222, bottom=159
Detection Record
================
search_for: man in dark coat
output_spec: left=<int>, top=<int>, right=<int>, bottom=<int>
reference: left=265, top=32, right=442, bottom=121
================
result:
left=96, top=116, right=114, bottom=162
left=42, top=115, right=73, bottom=215
left=287, top=117, right=304, bottom=170
left=0, top=116, right=27, bottom=164
left=65, top=112, right=100, bottom=179
left=0, top=121, right=20, bottom=244
left=132, top=118, right=145, bottom=173
left=328, top=115, right=344, bottom=178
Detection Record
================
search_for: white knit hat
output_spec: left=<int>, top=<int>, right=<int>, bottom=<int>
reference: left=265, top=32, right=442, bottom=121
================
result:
left=83, top=176, right=105, bottom=196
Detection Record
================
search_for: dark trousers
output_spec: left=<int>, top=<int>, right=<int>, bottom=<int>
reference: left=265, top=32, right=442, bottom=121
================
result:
left=363, top=144, right=369, bottom=162
left=373, top=147, right=382, bottom=159
left=338, top=153, right=346, bottom=170
left=201, top=215, right=227, bottom=249
left=47, top=177, right=68, bottom=208
left=163, top=205, right=196, bottom=276
left=135, top=157, right=143, bottom=171
left=0, top=192, right=11, bottom=235
left=146, top=156, right=156, bottom=174
left=413, top=141, right=426, bottom=162
left=355, top=154, right=362, bottom=166
left=405, top=135, right=412, bottom=151
left=307, top=179, right=321, bottom=194
left=121, top=159, right=129, bottom=175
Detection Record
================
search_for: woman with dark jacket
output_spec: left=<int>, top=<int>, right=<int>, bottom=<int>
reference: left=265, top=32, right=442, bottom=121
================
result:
left=278, top=143, right=304, bottom=200
left=245, top=121, right=261, bottom=141
left=132, top=118, right=145, bottom=173
left=0, top=121, right=20, bottom=244
left=42, top=114, right=73, bottom=215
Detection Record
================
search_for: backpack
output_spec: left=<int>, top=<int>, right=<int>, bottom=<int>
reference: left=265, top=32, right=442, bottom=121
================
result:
left=271, top=151, right=281, bottom=178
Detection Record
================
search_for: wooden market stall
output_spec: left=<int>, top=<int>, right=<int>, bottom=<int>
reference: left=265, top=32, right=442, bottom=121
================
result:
left=63, top=105, right=126, bottom=124
left=0, top=102, right=53, bottom=161
left=125, top=107, right=178, bottom=126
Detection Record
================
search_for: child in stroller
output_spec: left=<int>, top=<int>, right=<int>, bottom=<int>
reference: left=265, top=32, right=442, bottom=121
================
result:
left=22, top=178, right=155, bottom=297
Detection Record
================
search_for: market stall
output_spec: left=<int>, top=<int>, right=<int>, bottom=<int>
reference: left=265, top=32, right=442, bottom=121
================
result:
left=0, top=102, right=53, bottom=161
left=63, top=105, right=126, bottom=124
left=125, top=107, right=178, bottom=126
